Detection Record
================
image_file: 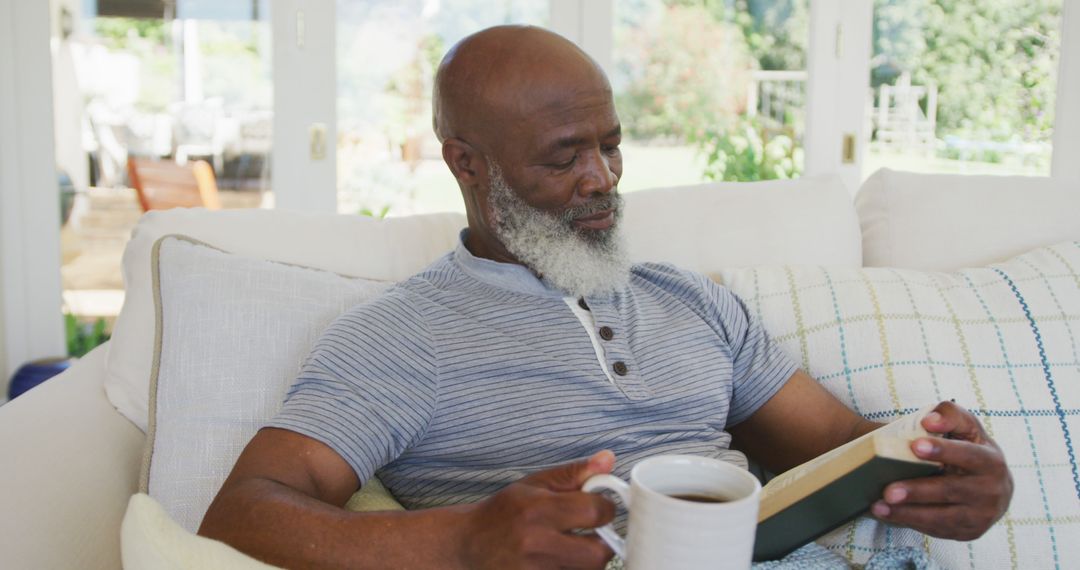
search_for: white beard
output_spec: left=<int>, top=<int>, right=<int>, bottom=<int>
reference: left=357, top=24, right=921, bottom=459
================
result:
left=486, top=162, right=631, bottom=298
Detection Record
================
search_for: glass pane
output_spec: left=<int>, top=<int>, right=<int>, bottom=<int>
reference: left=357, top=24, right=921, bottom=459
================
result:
left=53, top=2, right=273, bottom=341
left=865, top=0, right=1062, bottom=178
left=613, top=0, right=808, bottom=190
left=337, top=1, right=547, bottom=216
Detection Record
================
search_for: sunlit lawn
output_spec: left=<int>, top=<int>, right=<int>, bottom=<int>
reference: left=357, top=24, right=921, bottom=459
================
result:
left=405, top=142, right=711, bottom=215
left=862, top=149, right=1050, bottom=180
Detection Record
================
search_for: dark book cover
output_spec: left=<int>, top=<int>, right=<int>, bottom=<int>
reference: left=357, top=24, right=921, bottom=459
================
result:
left=753, top=456, right=943, bottom=562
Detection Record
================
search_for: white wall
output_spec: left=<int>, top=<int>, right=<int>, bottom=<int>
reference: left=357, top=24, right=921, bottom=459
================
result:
left=0, top=0, right=66, bottom=389
left=270, top=0, right=337, bottom=212
left=0, top=274, right=5, bottom=386
left=50, top=0, right=87, bottom=192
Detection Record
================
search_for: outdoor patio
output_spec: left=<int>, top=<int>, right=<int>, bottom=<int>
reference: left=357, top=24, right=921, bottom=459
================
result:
left=60, top=186, right=262, bottom=327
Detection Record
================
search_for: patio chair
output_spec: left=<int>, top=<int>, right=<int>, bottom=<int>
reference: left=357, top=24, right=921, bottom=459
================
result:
left=126, top=157, right=222, bottom=212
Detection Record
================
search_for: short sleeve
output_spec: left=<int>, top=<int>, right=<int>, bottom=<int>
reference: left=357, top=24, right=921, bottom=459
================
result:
left=694, top=273, right=797, bottom=426
left=265, top=295, right=439, bottom=485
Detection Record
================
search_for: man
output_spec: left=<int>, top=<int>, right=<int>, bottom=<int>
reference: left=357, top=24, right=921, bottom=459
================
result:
left=200, top=26, right=1012, bottom=569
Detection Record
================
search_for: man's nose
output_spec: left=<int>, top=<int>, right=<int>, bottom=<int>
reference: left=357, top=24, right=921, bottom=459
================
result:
left=577, top=149, right=618, bottom=197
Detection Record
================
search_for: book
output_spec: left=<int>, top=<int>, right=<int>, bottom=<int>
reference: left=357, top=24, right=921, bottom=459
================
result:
left=753, top=406, right=944, bottom=562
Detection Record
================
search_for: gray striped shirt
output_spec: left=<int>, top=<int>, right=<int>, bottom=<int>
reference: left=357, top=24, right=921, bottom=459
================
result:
left=268, top=236, right=797, bottom=510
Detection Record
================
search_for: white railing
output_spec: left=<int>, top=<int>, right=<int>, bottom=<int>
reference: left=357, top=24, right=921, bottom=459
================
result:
left=746, top=70, right=807, bottom=127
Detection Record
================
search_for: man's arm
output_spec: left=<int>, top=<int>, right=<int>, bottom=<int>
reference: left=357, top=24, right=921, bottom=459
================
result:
left=199, top=428, right=616, bottom=569
left=729, top=370, right=1012, bottom=541
left=728, top=369, right=881, bottom=473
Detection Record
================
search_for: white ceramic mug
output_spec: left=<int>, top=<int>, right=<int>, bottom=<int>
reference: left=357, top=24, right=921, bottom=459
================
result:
left=583, top=454, right=761, bottom=570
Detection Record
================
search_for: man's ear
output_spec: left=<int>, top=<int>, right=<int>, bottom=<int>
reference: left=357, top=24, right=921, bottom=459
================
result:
left=442, top=138, right=486, bottom=186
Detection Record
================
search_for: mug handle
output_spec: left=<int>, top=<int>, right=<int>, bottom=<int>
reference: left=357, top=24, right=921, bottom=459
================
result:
left=582, top=474, right=631, bottom=559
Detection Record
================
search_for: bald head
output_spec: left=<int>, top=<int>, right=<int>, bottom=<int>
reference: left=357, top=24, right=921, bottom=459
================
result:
left=433, top=26, right=611, bottom=149
left=433, top=26, right=624, bottom=269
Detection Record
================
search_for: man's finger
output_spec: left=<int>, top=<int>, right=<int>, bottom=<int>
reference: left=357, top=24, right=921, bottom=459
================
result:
left=882, top=475, right=977, bottom=507
left=871, top=502, right=990, bottom=541
left=538, top=491, right=617, bottom=530
left=521, top=450, right=616, bottom=492
left=921, top=401, right=986, bottom=443
left=541, top=532, right=615, bottom=569
left=909, top=436, right=1003, bottom=474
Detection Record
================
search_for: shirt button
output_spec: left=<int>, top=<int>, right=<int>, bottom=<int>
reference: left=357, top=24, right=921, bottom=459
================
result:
left=613, top=361, right=628, bottom=376
left=578, top=298, right=589, bottom=310
left=599, top=326, right=614, bottom=341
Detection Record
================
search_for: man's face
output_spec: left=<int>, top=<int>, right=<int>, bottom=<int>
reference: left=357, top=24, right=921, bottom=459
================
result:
left=488, top=85, right=623, bottom=231
left=486, top=160, right=630, bottom=297
left=472, top=81, right=630, bottom=297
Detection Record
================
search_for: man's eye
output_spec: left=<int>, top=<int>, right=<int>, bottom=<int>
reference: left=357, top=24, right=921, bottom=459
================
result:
left=603, top=144, right=621, bottom=156
left=551, top=156, right=576, bottom=169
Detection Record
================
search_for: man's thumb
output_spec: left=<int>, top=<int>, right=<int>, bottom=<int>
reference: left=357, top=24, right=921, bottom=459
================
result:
left=523, top=450, right=616, bottom=492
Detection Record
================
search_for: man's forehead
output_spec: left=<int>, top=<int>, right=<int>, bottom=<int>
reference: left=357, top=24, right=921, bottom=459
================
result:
left=499, top=81, right=619, bottom=140
left=528, top=105, right=621, bottom=148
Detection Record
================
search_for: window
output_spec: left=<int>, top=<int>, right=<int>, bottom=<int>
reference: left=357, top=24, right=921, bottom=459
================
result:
left=612, top=0, right=808, bottom=190
left=864, top=0, right=1063, bottom=178
left=336, top=0, right=547, bottom=216
left=52, top=2, right=273, bottom=333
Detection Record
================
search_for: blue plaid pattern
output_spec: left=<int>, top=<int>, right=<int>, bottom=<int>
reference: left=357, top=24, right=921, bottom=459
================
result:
left=716, top=241, right=1080, bottom=569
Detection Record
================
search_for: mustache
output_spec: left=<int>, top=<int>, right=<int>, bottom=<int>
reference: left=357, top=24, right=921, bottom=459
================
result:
left=559, top=191, right=622, bottom=223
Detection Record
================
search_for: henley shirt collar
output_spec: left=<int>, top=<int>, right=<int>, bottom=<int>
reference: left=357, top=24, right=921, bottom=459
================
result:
left=452, top=230, right=567, bottom=298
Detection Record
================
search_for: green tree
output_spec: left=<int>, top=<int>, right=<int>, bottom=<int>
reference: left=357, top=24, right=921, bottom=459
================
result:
left=872, top=0, right=1060, bottom=147
left=93, top=17, right=169, bottom=49
left=616, top=2, right=755, bottom=141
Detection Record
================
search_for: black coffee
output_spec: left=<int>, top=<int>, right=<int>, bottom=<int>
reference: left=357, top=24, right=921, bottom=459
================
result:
left=668, top=493, right=731, bottom=503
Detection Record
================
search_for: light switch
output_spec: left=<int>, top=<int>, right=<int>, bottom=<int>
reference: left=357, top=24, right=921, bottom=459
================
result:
left=295, top=10, right=305, bottom=48
left=842, top=133, right=856, bottom=164
left=309, top=123, right=327, bottom=161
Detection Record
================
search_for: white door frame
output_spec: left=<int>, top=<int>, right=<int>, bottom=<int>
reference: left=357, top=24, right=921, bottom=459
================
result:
left=1052, top=0, right=1079, bottom=181
left=0, top=0, right=66, bottom=386
left=803, top=0, right=873, bottom=194
left=271, top=0, right=337, bottom=212
left=549, top=0, right=614, bottom=76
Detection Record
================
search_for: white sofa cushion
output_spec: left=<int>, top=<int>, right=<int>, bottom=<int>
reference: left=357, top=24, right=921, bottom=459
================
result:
left=144, top=236, right=393, bottom=531
left=107, top=209, right=465, bottom=431
left=715, top=240, right=1080, bottom=568
left=623, top=174, right=861, bottom=270
left=857, top=169, right=1080, bottom=271
left=122, top=493, right=280, bottom=570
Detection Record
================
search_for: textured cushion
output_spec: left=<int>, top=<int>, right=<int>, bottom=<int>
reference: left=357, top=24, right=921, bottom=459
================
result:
left=623, top=175, right=861, bottom=270
left=715, top=241, right=1080, bottom=568
left=857, top=169, right=1080, bottom=270
left=121, top=491, right=404, bottom=570
left=143, top=236, right=399, bottom=531
left=122, top=493, right=280, bottom=570
left=107, top=208, right=465, bottom=431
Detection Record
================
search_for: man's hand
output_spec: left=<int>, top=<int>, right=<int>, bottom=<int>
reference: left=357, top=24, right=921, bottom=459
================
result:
left=871, top=401, right=1013, bottom=540
left=458, top=450, right=618, bottom=570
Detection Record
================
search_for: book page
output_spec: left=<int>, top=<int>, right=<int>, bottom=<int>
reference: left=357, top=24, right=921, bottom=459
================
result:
left=760, top=405, right=935, bottom=501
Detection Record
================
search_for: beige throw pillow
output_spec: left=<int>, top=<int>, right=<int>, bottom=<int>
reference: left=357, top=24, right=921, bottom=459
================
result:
left=143, top=235, right=402, bottom=533
left=122, top=493, right=281, bottom=570
left=715, top=240, right=1080, bottom=568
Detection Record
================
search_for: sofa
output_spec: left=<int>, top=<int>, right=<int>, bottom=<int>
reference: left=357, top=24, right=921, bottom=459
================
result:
left=1, top=168, right=1078, bottom=569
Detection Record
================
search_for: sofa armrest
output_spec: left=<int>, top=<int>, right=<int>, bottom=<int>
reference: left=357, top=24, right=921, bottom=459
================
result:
left=0, top=343, right=145, bottom=570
